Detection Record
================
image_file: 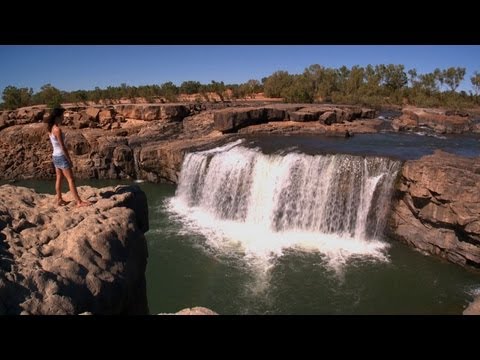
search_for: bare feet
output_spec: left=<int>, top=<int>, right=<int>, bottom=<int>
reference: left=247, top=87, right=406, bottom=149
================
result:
left=57, top=199, right=69, bottom=206
left=76, top=200, right=92, bottom=207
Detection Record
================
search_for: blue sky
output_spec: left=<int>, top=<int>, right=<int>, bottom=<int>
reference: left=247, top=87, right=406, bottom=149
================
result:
left=0, top=45, right=479, bottom=93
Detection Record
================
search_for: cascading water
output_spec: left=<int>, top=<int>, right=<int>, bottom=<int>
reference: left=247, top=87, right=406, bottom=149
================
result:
left=132, top=147, right=144, bottom=183
left=167, top=139, right=401, bottom=272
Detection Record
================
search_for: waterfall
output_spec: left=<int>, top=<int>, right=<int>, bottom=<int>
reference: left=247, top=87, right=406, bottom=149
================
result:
left=168, top=140, right=401, bottom=268
left=132, top=147, right=143, bottom=182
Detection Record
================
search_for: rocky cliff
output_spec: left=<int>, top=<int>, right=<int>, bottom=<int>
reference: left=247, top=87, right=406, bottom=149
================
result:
left=0, top=103, right=380, bottom=183
left=0, top=184, right=149, bottom=315
left=388, top=151, right=480, bottom=269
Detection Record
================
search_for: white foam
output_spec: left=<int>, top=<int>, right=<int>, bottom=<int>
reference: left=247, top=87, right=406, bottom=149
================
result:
left=167, top=196, right=390, bottom=274
left=167, top=142, right=399, bottom=279
left=467, top=286, right=480, bottom=297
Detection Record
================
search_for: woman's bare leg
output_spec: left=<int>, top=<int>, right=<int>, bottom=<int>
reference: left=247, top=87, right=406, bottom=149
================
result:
left=61, top=167, right=91, bottom=207
left=55, top=168, right=67, bottom=205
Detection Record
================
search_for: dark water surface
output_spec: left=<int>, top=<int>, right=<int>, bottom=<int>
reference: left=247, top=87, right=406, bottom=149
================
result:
left=238, top=132, right=480, bottom=160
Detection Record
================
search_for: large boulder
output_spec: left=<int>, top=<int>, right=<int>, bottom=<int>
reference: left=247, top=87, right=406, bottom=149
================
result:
left=0, top=184, right=149, bottom=315
left=85, top=107, right=101, bottom=121
left=160, top=105, right=190, bottom=122
left=183, top=111, right=215, bottom=138
left=113, top=105, right=189, bottom=122
left=288, top=108, right=324, bottom=122
left=213, top=107, right=267, bottom=133
left=397, top=107, right=472, bottom=134
left=65, top=131, right=91, bottom=155
left=392, top=114, right=417, bottom=131
left=388, top=150, right=480, bottom=268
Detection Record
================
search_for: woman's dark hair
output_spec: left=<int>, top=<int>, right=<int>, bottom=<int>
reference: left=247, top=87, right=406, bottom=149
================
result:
left=46, top=107, right=65, bottom=132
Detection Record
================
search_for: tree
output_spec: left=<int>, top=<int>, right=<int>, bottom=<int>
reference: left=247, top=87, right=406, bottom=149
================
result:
left=471, top=71, right=480, bottom=95
left=1, top=85, right=33, bottom=109
left=264, top=71, right=293, bottom=98
left=363, top=65, right=382, bottom=96
left=209, top=81, right=226, bottom=101
left=33, top=84, right=63, bottom=108
left=244, top=79, right=262, bottom=97
left=160, top=81, right=179, bottom=102
left=90, top=87, right=103, bottom=104
left=433, top=68, right=445, bottom=92
left=317, top=68, right=338, bottom=99
left=179, top=81, right=201, bottom=94
left=419, top=73, right=438, bottom=95
left=304, top=64, right=325, bottom=97
left=336, top=65, right=351, bottom=94
left=382, top=64, right=407, bottom=93
left=281, top=75, right=315, bottom=103
left=407, top=68, right=418, bottom=87
left=443, top=67, right=466, bottom=92
left=345, top=65, right=364, bottom=95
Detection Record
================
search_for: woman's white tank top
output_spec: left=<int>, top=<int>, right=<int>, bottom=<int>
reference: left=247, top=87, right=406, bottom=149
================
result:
left=49, top=132, right=65, bottom=156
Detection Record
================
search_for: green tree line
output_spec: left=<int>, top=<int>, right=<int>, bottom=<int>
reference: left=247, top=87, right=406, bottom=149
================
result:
left=264, top=65, right=479, bottom=108
left=0, top=80, right=259, bottom=110
left=2, top=65, right=480, bottom=110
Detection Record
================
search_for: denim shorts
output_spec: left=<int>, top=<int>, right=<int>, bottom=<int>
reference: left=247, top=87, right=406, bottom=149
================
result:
left=52, top=155, right=70, bottom=169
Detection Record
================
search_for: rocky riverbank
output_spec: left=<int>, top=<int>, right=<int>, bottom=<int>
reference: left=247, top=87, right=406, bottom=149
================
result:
left=392, top=106, right=480, bottom=134
left=387, top=150, right=480, bottom=269
left=387, top=150, right=480, bottom=314
left=0, top=102, right=380, bottom=183
left=0, top=184, right=149, bottom=315
left=1, top=103, right=479, bottom=183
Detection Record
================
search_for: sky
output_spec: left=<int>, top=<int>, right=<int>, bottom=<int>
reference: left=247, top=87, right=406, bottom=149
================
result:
left=0, top=45, right=479, bottom=93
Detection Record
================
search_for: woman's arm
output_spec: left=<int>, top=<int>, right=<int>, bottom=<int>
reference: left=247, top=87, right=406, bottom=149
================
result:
left=53, top=126, right=73, bottom=165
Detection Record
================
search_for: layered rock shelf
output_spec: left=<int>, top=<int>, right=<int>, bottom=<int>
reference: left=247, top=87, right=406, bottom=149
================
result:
left=392, top=107, right=479, bottom=134
left=0, top=103, right=379, bottom=183
left=388, top=151, right=480, bottom=269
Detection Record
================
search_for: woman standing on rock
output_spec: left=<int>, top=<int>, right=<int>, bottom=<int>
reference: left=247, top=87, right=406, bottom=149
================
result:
left=47, top=107, right=91, bottom=207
